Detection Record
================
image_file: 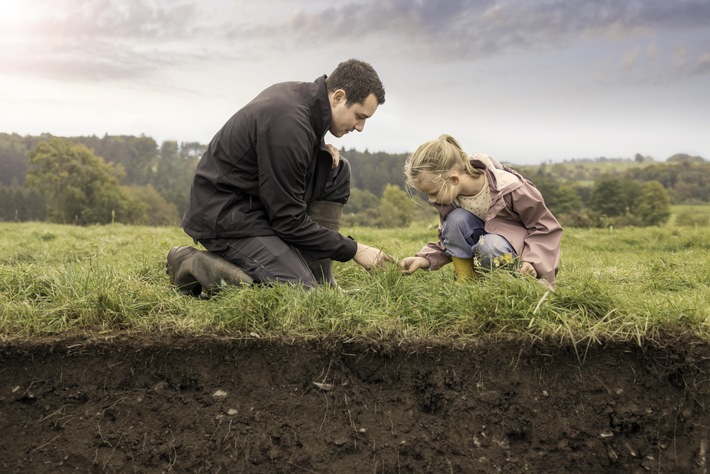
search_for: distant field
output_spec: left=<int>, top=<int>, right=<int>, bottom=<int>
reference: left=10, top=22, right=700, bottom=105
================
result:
left=515, top=159, right=669, bottom=185
left=670, top=204, right=710, bottom=226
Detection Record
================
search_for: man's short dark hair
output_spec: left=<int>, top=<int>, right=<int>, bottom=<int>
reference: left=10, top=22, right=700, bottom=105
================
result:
left=326, top=59, right=385, bottom=106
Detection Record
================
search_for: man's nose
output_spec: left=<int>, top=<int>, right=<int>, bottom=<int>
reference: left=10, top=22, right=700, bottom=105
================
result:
left=354, top=120, right=365, bottom=132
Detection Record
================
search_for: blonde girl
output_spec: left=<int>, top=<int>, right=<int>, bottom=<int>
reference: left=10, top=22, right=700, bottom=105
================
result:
left=400, top=134, right=562, bottom=288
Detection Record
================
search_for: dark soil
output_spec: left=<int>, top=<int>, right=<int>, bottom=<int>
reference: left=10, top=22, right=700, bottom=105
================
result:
left=1, top=333, right=708, bottom=473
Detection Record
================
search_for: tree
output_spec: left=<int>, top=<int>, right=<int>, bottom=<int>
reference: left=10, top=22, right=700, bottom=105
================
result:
left=25, top=138, right=132, bottom=225
left=344, top=148, right=409, bottom=197
left=148, top=140, right=199, bottom=216
left=123, top=185, right=180, bottom=226
left=0, top=182, right=47, bottom=222
left=667, top=153, right=705, bottom=163
left=528, top=174, right=583, bottom=215
left=588, top=176, right=641, bottom=217
left=635, top=181, right=671, bottom=226
left=89, top=135, right=159, bottom=185
left=377, top=184, right=413, bottom=228
left=0, top=133, right=30, bottom=185
left=345, top=188, right=379, bottom=213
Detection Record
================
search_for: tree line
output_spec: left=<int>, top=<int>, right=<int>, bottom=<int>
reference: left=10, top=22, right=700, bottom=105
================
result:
left=0, top=132, right=708, bottom=228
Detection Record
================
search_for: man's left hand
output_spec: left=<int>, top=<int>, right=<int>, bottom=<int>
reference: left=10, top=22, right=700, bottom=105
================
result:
left=325, top=144, right=340, bottom=169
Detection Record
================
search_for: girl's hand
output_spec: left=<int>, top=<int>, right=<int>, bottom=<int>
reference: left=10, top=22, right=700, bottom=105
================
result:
left=400, top=256, right=430, bottom=275
left=354, top=243, right=394, bottom=271
left=519, top=261, right=537, bottom=278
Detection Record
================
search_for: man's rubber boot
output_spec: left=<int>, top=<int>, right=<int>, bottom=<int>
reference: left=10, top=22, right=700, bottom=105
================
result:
left=166, top=246, right=203, bottom=297
left=451, top=256, right=475, bottom=281
left=191, top=249, right=254, bottom=295
left=167, top=246, right=253, bottom=297
left=305, top=201, right=343, bottom=286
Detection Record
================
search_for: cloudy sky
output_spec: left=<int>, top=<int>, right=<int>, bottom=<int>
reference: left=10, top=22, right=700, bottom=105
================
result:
left=1, top=0, right=709, bottom=165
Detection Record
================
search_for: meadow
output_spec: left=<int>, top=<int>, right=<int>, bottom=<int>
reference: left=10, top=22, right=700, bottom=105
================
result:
left=1, top=214, right=708, bottom=347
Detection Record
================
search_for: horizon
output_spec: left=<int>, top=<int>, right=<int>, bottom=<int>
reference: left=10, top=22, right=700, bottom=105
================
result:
left=2, top=129, right=703, bottom=167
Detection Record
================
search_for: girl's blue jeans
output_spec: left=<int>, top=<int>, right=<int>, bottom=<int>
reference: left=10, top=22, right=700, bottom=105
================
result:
left=441, top=208, right=516, bottom=268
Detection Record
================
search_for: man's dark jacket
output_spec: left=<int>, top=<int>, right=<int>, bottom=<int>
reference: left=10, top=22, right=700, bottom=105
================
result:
left=182, top=76, right=358, bottom=262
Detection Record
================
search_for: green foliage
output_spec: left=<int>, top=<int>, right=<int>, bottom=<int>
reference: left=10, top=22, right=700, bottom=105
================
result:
left=3, top=132, right=709, bottom=229
left=588, top=176, right=641, bottom=217
left=635, top=181, right=671, bottom=226
left=344, top=148, right=409, bottom=197
left=377, top=184, right=414, bottom=228
left=586, top=177, right=671, bottom=227
left=0, top=182, right=47, bottom=221
left=624, top=161, right=710, bottom=203
left=0, top=133, right=31, bottom=185
left=527, top=172, right=583, bottom=215
left=674, top=209, right=710, bottom=227
left=76, top=136, right=200, bottom=218
left=79, top=134, right=159, bottom=185
left=345, top=187, right=379, bottom=213
left=344, top=185, right=432, bottom=228
left=343, top=187, right=380, bottom=226
left=25, top=138, right=133, bottom=225
left=520, top=158, right=710, bottom=207
left=0, top=134, right=200, bottom=224
left=122, top=185, right=181, bottom=226
left=667, top=153, right=705, bottom=163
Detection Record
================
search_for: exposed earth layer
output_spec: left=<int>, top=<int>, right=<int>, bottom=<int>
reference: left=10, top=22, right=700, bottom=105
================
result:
left=1, top=334, right=708, bottom=473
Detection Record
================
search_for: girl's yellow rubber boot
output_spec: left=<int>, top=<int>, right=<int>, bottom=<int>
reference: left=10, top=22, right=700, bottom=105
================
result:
left=451, top=256, right=475, bottom=281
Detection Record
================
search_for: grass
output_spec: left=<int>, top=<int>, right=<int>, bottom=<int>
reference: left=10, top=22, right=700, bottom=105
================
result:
left=1, top=221, right=709, bottom=347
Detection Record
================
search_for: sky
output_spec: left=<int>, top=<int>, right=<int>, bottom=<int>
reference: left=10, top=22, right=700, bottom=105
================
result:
left=1, top=0, right=709, bottom=165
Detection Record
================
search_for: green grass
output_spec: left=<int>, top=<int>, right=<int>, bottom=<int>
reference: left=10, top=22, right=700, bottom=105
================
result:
left=1, top=222, right=709, bottom=347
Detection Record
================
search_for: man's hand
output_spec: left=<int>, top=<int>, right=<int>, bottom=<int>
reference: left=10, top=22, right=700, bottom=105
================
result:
left=519, top=261, right=537, bottom=278
left=353, top=243, right=394, bottom=271
left=400, top=256, right=430, bottom=275
left=325, top=144, right=340, bottom=169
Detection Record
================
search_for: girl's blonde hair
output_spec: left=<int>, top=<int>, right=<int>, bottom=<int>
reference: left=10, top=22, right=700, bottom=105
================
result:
left=404, top=134, right=481, bottom=192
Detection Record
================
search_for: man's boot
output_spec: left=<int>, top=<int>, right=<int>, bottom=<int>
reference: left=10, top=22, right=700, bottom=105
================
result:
left=166, top=246, right=253, bottom=297
left=305, top=201, right=343, bottom=286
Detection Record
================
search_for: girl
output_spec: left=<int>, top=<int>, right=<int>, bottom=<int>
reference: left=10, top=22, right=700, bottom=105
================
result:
left=400, top=134, right=562, bottom=289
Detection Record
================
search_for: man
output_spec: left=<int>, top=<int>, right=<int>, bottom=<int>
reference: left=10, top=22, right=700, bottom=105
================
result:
left=167, top=59, right=391, bottom=296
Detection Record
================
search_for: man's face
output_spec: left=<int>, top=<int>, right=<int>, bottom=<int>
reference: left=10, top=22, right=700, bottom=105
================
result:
left=329, top=91, right=379, bottom=138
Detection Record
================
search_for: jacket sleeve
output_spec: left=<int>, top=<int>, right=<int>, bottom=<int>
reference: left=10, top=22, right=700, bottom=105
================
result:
left=255, top=114, right=357, bottom=261
left=416, top=239, right=451, bottom=270
left=509, top=182, right=563, bottom=286
left=415, top=205, right=453, bottom=270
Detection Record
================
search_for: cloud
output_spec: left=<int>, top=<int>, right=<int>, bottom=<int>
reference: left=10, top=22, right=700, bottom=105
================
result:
left=0, top=0, right=207, bottom=82
left=22, top=0, right=199, bottom=40
left=229, top=0, right=710, bottom=60
left=2, top=0, right=709, bottom=85
left=693, top=51, right=710, bottom=75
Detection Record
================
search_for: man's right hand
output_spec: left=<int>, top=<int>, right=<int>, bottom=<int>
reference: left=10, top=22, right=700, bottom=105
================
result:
left=400, top=256, right=430, bottom=275
left=353, top=243, right=393, bottom=271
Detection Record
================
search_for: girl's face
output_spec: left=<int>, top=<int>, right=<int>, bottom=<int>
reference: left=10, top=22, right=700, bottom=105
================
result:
left=416, top=171, right=459, bottom=205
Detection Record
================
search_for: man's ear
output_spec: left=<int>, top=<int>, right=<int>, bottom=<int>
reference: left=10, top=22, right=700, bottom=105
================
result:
left=331, top=89, right=347, bottom=106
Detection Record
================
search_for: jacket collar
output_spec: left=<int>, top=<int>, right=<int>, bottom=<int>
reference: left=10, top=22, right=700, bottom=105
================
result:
left=470, top=154, right=521, bottom=192
left=308, top=75, right=332, bottom=140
